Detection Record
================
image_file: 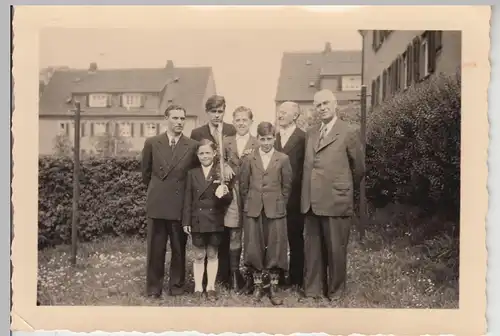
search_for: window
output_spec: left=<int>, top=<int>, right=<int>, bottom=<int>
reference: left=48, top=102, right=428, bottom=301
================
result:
left=93, top=122, right=107, bottom=136
left=145, top=123, right=157, bottom=137
left=88, top=94, right=110, bottom=108
left=122, top=94, right=143, bottom=108
left=58, top=122, right=67, bottom=136
left=421, top=36, right=429, bottom=77
left=119, top=122, right=133, bottom=137
left=341, top=76, right=361, bottom=91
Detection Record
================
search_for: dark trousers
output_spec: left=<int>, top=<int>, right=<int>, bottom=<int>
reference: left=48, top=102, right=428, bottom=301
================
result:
left=303, top=212, right=351, bottom=297
left=287, top=212, right=305, bottom=287
left=146, top=218, right=187, bottom=296
left=202, top=227, right=231, bottom=287
left=243, top=213, right=288, bottom=272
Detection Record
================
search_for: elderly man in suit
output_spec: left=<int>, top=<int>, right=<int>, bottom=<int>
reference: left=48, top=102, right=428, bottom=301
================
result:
left=275, top=101, right=306, bottom=290
left=190, top=94, right=237, bottom=287
left=300, top=89, right=365, bottom=303
left=141, top=104, right=199, bottom=298
left=222, top=106, right=259, bottom=292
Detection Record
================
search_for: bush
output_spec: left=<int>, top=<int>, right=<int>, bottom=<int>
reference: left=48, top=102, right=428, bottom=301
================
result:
left=297, top=102, right=361, bottom=130
left=38, top=156, right=147, bottom=249
left=366, top=71, right=461, bottom=223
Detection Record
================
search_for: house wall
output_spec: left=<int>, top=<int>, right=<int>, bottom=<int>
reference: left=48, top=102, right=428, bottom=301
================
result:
left=73, top=93, right=161, bottom=109
left=362, top=30, right=462, bottom=107
left=39, top=116, right=197, bottom=156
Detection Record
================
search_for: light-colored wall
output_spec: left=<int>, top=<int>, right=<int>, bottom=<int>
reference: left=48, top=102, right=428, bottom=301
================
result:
left=73, top=93, right=161, bottom=109
left=362, top=30, right=462, bottom=106
left=39, top=116, right=197, bottom=156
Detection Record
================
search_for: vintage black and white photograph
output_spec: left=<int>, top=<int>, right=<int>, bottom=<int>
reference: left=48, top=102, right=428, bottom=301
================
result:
left=34, top=14, right=465, bottom=310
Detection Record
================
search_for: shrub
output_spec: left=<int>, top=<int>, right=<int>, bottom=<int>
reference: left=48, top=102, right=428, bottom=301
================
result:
left=366, top=71, right=461, bottom=223
left=297, top=102, right=361, bottom=130
left=38, top=156, right=147, bottom=249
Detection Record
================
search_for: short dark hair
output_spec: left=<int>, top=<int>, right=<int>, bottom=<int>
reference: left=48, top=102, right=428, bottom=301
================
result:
left=205, top=95, right=226, bottom=112
left=256, top=122, right=275, bottom=137
left=196, top=139, right=217, bottom=152
left=164, top=104, right=186, bottom=117
left=232, top=106, right=254, bottom=120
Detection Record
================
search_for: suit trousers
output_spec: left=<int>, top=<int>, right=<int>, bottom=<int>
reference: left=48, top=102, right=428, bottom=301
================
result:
left=243, top=213, right=288, bottom=272
left=303, top=212, right=351, bottom=297
left=287, top=211, right=305, bottom=287
left=146, top=218, right=187, bottom=296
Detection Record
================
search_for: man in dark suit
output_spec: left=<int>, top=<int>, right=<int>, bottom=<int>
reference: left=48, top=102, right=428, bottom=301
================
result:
left=141, top=104, right=199, bottom=298
left=274, top=101, right=306, bottom=290
left=300, top=89, right=365, bottom=303
left=189, top=95, right=237, bottom=287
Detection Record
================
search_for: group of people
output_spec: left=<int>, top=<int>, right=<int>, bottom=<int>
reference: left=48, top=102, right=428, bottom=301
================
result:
left=141, top=88, right=364, bottom=306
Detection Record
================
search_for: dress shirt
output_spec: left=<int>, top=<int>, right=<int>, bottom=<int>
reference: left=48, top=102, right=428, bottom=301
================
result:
left=319, top=115, right=338, bottom=137
left=235, top=133, right=250, bottom=157
left=280, top=124, right=296, bottom=148
left=202, top=163, right=213, bottom=179
left=259, top=148, right=275, bottom=171
left=166, top=133, right=181, bottom=146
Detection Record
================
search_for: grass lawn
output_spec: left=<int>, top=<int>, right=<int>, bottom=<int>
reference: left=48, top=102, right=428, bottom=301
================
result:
left=37, top=230, right=459, bottom=308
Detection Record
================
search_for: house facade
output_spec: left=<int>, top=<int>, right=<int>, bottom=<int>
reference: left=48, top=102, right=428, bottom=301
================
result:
left=275, top=42, right=362, bottom=122
left=39, top=61, right=216, bottom=156
left=359, top=30, right=462, bottom=108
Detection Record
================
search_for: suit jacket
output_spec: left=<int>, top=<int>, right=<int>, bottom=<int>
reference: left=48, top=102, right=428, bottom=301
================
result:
left=182, top=166, right=234, bottom=233
left=141, top=133, right=199, bottom=220
left=239, top=150, right=293, bottom=219
left=190, top=122, right=237, bottom=164
left=224, top=134, right=260, bottom=176
left=275, top=126, right=306, bottom=213
left=300, top=119, right=365, bottom=217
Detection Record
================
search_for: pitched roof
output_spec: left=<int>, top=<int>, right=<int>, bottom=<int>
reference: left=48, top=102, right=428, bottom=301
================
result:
left=39, top=67, right=213, bottom=117
left=275, top=49, right=361, bottom=102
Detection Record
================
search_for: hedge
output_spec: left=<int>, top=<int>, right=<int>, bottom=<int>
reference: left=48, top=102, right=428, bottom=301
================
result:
left=38, top=156, right=147, bottom=249
left=366, top=71, right=461, bottom=222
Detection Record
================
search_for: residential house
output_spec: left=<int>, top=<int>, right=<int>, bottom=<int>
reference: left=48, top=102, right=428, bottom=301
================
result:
left=39, top=60, right=216, bottom=156
left=275, top=42, right=362, bottom=122
left=359, top=30, right=462, bottom=108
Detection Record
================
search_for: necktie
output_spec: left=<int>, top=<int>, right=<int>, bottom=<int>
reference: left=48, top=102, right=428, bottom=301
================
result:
left=318, top=126, right=327, bottom=147
left=170, top=137, right=176, bottom=149
left=213, top=126, right=220, bottom=145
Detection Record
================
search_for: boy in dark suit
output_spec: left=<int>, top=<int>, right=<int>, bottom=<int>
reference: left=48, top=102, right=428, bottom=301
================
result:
left=239, top=122, right=293, bottom=305
left=190, top=95, right=236, bottom=287
left=141, top=104, right=199, bottom=298
left=182, top=139, right=235, bottom=301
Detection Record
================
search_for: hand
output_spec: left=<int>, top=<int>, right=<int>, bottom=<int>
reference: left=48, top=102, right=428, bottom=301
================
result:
left=223, top=163, right=235, bottom=180
left=183, top=226, right=191, bottom=235
left=215, top=184, right=229, bottom=198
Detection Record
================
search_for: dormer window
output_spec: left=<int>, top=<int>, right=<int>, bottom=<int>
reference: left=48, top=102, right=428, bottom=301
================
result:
left=122, top=94, right=143, bottom=108
left=88, top=93, right=110, bottom=108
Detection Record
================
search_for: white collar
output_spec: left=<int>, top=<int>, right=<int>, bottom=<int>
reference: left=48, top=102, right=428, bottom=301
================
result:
left=166, top=132, right=181, bottom=141
left=320, top=116, right=337, bottom=133
left=259, top=147, right=274, bottom=157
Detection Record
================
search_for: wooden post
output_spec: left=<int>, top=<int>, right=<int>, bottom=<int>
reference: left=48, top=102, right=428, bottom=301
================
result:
left=70, top=101, right=82, bottom=265
left=359, top=85, right=367, bottom=241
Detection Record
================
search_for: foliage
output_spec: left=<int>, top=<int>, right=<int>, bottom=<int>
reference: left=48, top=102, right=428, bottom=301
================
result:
left=297, top=102, right=361, bottom=130
left=92, top=131, right=133, bottom=157
left=366, top=71, right=461, bottom=222
left=52, top=134, right=73, bottom=157
left=38, top=156, right=146, bottom=249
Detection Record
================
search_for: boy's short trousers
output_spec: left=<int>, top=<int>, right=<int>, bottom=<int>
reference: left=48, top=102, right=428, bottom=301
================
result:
left=191, top=231, right=223, bottom=248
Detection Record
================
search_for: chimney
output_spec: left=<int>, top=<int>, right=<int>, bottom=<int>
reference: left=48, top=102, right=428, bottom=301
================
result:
left=88, top=62, right=98, bottom=73
left=323, top=42, right=332, bottom=54
left=165, top=60, right=174, bottom=73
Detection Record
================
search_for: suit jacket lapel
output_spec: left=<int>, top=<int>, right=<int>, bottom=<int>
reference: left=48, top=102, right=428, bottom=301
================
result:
left=164, top=135, right=190, bottom=176
left=275, top=133, right=283, bottom=152
left=227, top=137, right=239, bottom=158
left=265, top=151, right=280, bottom=172
left=252, top=152, right=265, bottom=172
left=282, top=127, right=300, bottom=154
left=154, top=133, right=173, bottom=168
left=244, top=136, right=258, bottom=153
left=316, top=120, right=342, bottom=153
left=197, top=166, right=215, bottom=197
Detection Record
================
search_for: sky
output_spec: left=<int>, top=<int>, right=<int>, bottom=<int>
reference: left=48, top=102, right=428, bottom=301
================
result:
left=38, top=8, right=362, bottom=126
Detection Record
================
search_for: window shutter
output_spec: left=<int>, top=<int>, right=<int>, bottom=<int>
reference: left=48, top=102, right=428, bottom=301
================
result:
left=140, top=95, right=146, bottom=108
left=156, top=123, right=160, bottom=135
left=372, top=31, right=377, bottom=50
left=413, top=37, right=421, bottom=82
left=406, top=45, right=413, bottom=86
left=371, top=80, right=376, bottom=107
left=90, top=122, right=94, bottom=136
left=106, top=95, right=112, bottom=108
left=66, top=123, right=70, bottom=137
left=105, top=122, right=110, bottom=134
left=140, top=123, right=144, bottom=137
left=81, top=123, right=85, bottom=137
left=428, top=32, right=436, bottom=74
left=115, top=123, right=120, bottom=136
left=382, top=70, right=387, bottom=100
